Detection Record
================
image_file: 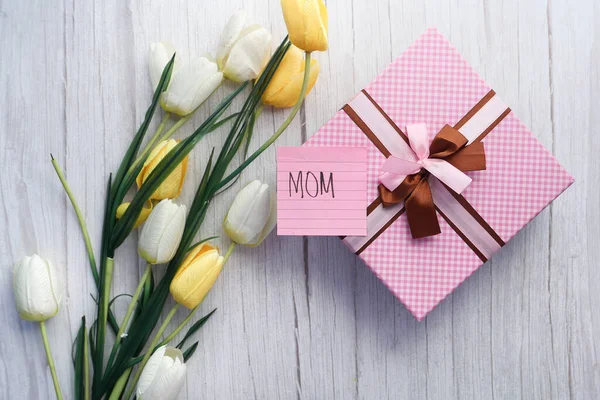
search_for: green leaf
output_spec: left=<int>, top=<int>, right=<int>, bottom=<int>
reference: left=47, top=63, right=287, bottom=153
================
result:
left=207, top=112, right=240, bottom=133
left=187, top=236, right=220, bottom=252
left=109, top=54, right=176, bottom=209
left=110, top=84, right=247, bottom=249
left=88, top=320, right=97, bottom=364
left=132, top=267, right=154, bottom=325
left=74, top=317, right=86, bottom=400
left=182, top=342, right=199, bottom=362
left=110, top=293, right=132, bottom=306
left=176, top=309, right=217, bottom=349
left=207, top=40, right=292, bottom=198
left=142, top=267, right=154, bottom=307
left=99, top=39, right=291, bottom=398
left=215, top=106, right=261, bottom=195
left=91, top=175, right=120, bottom=335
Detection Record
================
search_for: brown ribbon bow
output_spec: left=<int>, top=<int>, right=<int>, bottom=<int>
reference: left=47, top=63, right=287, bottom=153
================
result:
left=378, top=125, right=486, bottom=239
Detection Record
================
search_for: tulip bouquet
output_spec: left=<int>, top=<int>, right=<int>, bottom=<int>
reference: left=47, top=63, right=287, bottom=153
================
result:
left=12, top=2, right=328, bottom=399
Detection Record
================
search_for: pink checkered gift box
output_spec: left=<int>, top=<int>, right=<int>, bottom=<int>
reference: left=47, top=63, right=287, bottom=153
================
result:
left=304, top=28, right=574, bottom=320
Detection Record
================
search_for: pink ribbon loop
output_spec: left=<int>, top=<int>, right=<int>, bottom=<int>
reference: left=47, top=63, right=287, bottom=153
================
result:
left=379, top=123, right=473, bottom=194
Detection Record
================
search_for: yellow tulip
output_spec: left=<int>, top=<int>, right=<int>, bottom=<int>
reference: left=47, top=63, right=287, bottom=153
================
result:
left=136, top=139, right=188, bottom=200
left=169, top=243, right=224, bottom=309
left=262, top=45, right=320, bottom=108
left=280, top=0, right=329, bottom=52
left=116, top=200, right=153, bottom=228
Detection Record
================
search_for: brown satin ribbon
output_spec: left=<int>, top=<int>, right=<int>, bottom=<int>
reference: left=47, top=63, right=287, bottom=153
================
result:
left=378, top=124, right=486, bottom=238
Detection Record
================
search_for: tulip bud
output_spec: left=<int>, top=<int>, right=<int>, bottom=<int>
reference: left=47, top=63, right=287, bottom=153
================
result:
left=136, top=346, right=187, bottom=400
left=223, top=180, right=276, bottom=246
left=217, top=10, right=272, bottom=83
left=148, top=42, right=182, bottom=90
left=262, top=45, right=320, bottom=108
left=160, top=57, right=223, bottom=116
left=149, top=42, right=223, bottom=116
left=138, top=199, right=187, bottom=264
left=170, top=243, right=224, bottom=309
left=13, top=254, right=62, bottom=322
left=280, top=0, right=329, bottom=52
left=136, top=139, right=189, bottom=201
left=116, top=200, right=153, bottom=228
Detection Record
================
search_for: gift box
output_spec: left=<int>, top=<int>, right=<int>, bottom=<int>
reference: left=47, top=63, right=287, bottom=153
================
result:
left=304, top=28, right=574, bottom=320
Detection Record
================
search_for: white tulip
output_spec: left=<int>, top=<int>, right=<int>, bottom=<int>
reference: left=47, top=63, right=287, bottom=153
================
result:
left=217, top=10, right=272, bottom=83
left=13, top=254, right=62, bottom=321
left=136, top=346, right=187, bottom=400
left=138, top=199, right=187, bottom=264
left=223, top=180, right=276, bottom=246
left=148, top=42, right=182, bottom=90
left=149, top=42, right=223, bottom=116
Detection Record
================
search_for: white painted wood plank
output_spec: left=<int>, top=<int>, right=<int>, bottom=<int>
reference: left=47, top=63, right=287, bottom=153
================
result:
left=446, top=1, right=560, bottom=399
left=63, top=4, right=144, bottom=397
left=549, top=0, right=600, bottom=398
left=0, top=1, right=71, bottom=399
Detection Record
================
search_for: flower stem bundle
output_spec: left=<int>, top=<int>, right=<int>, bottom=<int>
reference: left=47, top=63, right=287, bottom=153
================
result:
left=15, top=4, right=329, bottom=399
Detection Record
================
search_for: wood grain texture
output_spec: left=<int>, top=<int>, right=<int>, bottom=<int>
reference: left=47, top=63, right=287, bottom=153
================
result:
left=0, top=0, right=598, bottom=399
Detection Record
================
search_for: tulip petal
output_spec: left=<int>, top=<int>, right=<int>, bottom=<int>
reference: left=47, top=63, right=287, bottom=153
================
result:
left=156, top=204, right=187, bottom=264
left=137, top=139, right=188, bottom=200
left=139, top=199, right=187, bottom=264
left=116, top=200, right=153, bottom=228
left=170, top=249, right=224, bottom=309
left=174, top=242, right=216, bottom=280
left=149, top=42, right=182, bottom=89
left=249, top=190, right=277, bottom=247
left=262, top=45, right=320, bottom=108
left=137, top=140, right=171, bottom=188
left=270, top=57, right=320, bottom=108
left=161, top=57, right=223, bottom=116
left=13, top=255, right=61, bottom=321
left=263, top=45, right=304, bottom=94
left=223, top=26, right=272, bottom=82
left=224, top=180, right=272, bottom=244
left=137, top=345, right=167, bottom=396
left=143, top=348, right=186, bottom=400
left=216, top=10, right=248, bottom=70
left=281, top=0, right=329, bottom=52
left=45, top=257, right=62, bottom=310
left=139, top=204, right=167, bottom=263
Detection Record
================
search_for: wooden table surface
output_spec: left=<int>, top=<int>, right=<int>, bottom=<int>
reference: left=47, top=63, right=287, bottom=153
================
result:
left=1, top=0, right=598, bottom=399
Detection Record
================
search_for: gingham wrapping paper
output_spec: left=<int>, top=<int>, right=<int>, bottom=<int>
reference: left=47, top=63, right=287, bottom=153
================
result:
left=304, top=28, right=574, bottom=320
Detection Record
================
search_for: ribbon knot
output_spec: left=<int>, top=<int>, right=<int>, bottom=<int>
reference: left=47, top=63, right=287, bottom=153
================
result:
left=378, top=123, right=486, bottom=238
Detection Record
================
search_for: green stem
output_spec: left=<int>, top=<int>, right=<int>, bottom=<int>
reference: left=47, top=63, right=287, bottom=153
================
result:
left=156, top=305, right=200, bottom=348
left=158, top=242, right=235, bottom=347
left=40, top=321, right=63, bottom=400
left=51, top=156, right=120, bottom=335
left=84, top=324, right=90, bottom=400
left=105, top=263, right=152, bottom=373
left=94, top=257, right=114, bottom=385
left=107, top=368, right=131, bottom=400
left=123, top=304, right=180, bottom=400
left=159, top=112, right=193, bottom=142
left=223, top=242, right=236, bottom=264
left=51, top=155, right=98, bottom=285
left=215, top=52, right=312, bottom=192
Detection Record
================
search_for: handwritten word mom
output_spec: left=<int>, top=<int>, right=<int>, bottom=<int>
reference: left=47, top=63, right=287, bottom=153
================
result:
left=289, top=171, right=335, bottom=198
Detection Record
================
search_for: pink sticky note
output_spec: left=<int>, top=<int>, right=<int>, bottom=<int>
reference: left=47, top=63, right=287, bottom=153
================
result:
left=276, top=146, right=367, bottom=236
